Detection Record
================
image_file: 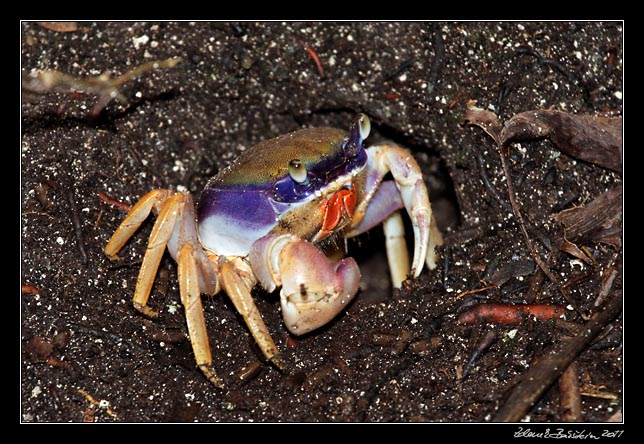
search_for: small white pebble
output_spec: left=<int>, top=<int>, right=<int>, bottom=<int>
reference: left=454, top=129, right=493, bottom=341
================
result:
left=570, top=259, right=585, bottom=269
left=132, top=35, right=149, bottom=49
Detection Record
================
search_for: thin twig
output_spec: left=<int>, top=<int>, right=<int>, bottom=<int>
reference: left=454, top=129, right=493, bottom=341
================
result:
left=442, top=244, right=451, bottom=289
left=462, top=330, right=497, bottom=379
left=77, top=389, right=119, bottom=418
left=516, top=47, right=589, bottom=99
left=24, top=57, right=182, bottom=103
left=595, top=256, right=620, bottom=307
left=454, top=282, right=496, bottom=300
left=477, top=153, right=512, bottom=212
left=426, top=22, right=445, bottom=94
left=525, top=269, right=545, bottom=304
left=558, top=360, right=582, bottom=422
left=22, top=211, right=58, bottom=220
left=66, top=189, right=88, bottom=265
left=94, top=208, right=104, bottom=229
left=384, top=58, right=414, bottom=82
left=22, top=57, right=182, bottom=117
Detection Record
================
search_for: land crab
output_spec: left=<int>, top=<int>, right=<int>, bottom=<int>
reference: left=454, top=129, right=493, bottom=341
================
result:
left=105, top=114, right=443, bottom=387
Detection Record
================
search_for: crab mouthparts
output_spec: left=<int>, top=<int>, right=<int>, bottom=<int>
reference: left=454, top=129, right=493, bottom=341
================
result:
left=313, top=182, right=357, bottom=243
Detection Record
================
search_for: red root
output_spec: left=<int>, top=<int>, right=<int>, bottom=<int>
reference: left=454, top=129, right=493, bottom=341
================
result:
left=301, top=41, right=325, bottom=78
left=98, top=192, right=132, bottom=212
left=456, top=303, right=566, bottom=325
left=22, top=284, right=42, bottom=295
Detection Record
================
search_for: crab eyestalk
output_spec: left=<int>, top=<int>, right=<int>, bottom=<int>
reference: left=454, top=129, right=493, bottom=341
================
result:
left=345, top=114, right=371, bottom=158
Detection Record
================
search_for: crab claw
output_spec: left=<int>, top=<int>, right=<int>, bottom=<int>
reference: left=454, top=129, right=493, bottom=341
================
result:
left=249, top=234, right=361, bottom=335
left=347, top=143, right=438, bottom=284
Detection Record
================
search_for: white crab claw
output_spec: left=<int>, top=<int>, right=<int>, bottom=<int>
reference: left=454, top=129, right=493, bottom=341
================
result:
left=358, top=144, right=434, bottom=278
left=249, top=234, right=361, bottom=335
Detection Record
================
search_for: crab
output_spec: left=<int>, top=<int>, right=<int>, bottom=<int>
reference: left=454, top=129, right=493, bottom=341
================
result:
left=104, top=114, right=443, bottom=387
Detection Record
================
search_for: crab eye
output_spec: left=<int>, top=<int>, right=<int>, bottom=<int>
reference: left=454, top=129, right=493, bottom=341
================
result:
left=358, top=114, right=371, bottom=140
left=288, top=159, right=308, bottom=184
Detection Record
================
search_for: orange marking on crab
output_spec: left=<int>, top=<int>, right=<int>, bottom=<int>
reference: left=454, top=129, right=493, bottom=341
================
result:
left=320, top=184, right=357, bottom=236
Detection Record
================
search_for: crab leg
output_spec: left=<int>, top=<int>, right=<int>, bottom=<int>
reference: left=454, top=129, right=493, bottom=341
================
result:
left=382, top=211, right=411, bottom=288
left=104, top=189, right=172, bottom=260
left=250, top=234, right=361, bottom=335
left=218, top=258, right=287, bottom=371
left=108, top=189, right=222, bottom=384
left=105, top=190, right=179, bottom=317
left=168, top=194, right=223, bottom=384
left=133, top=194, right=187, bottom=317
left=166, top=193, right=220, bottom=295
left=177, top=243, right=223, bottom=387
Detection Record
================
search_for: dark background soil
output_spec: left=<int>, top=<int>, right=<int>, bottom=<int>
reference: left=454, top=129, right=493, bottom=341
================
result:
left=21, top=21, right=622, bottom=424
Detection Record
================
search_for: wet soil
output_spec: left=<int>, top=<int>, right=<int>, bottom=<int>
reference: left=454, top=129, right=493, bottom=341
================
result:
left=21, top=21, right=622, bottom=423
